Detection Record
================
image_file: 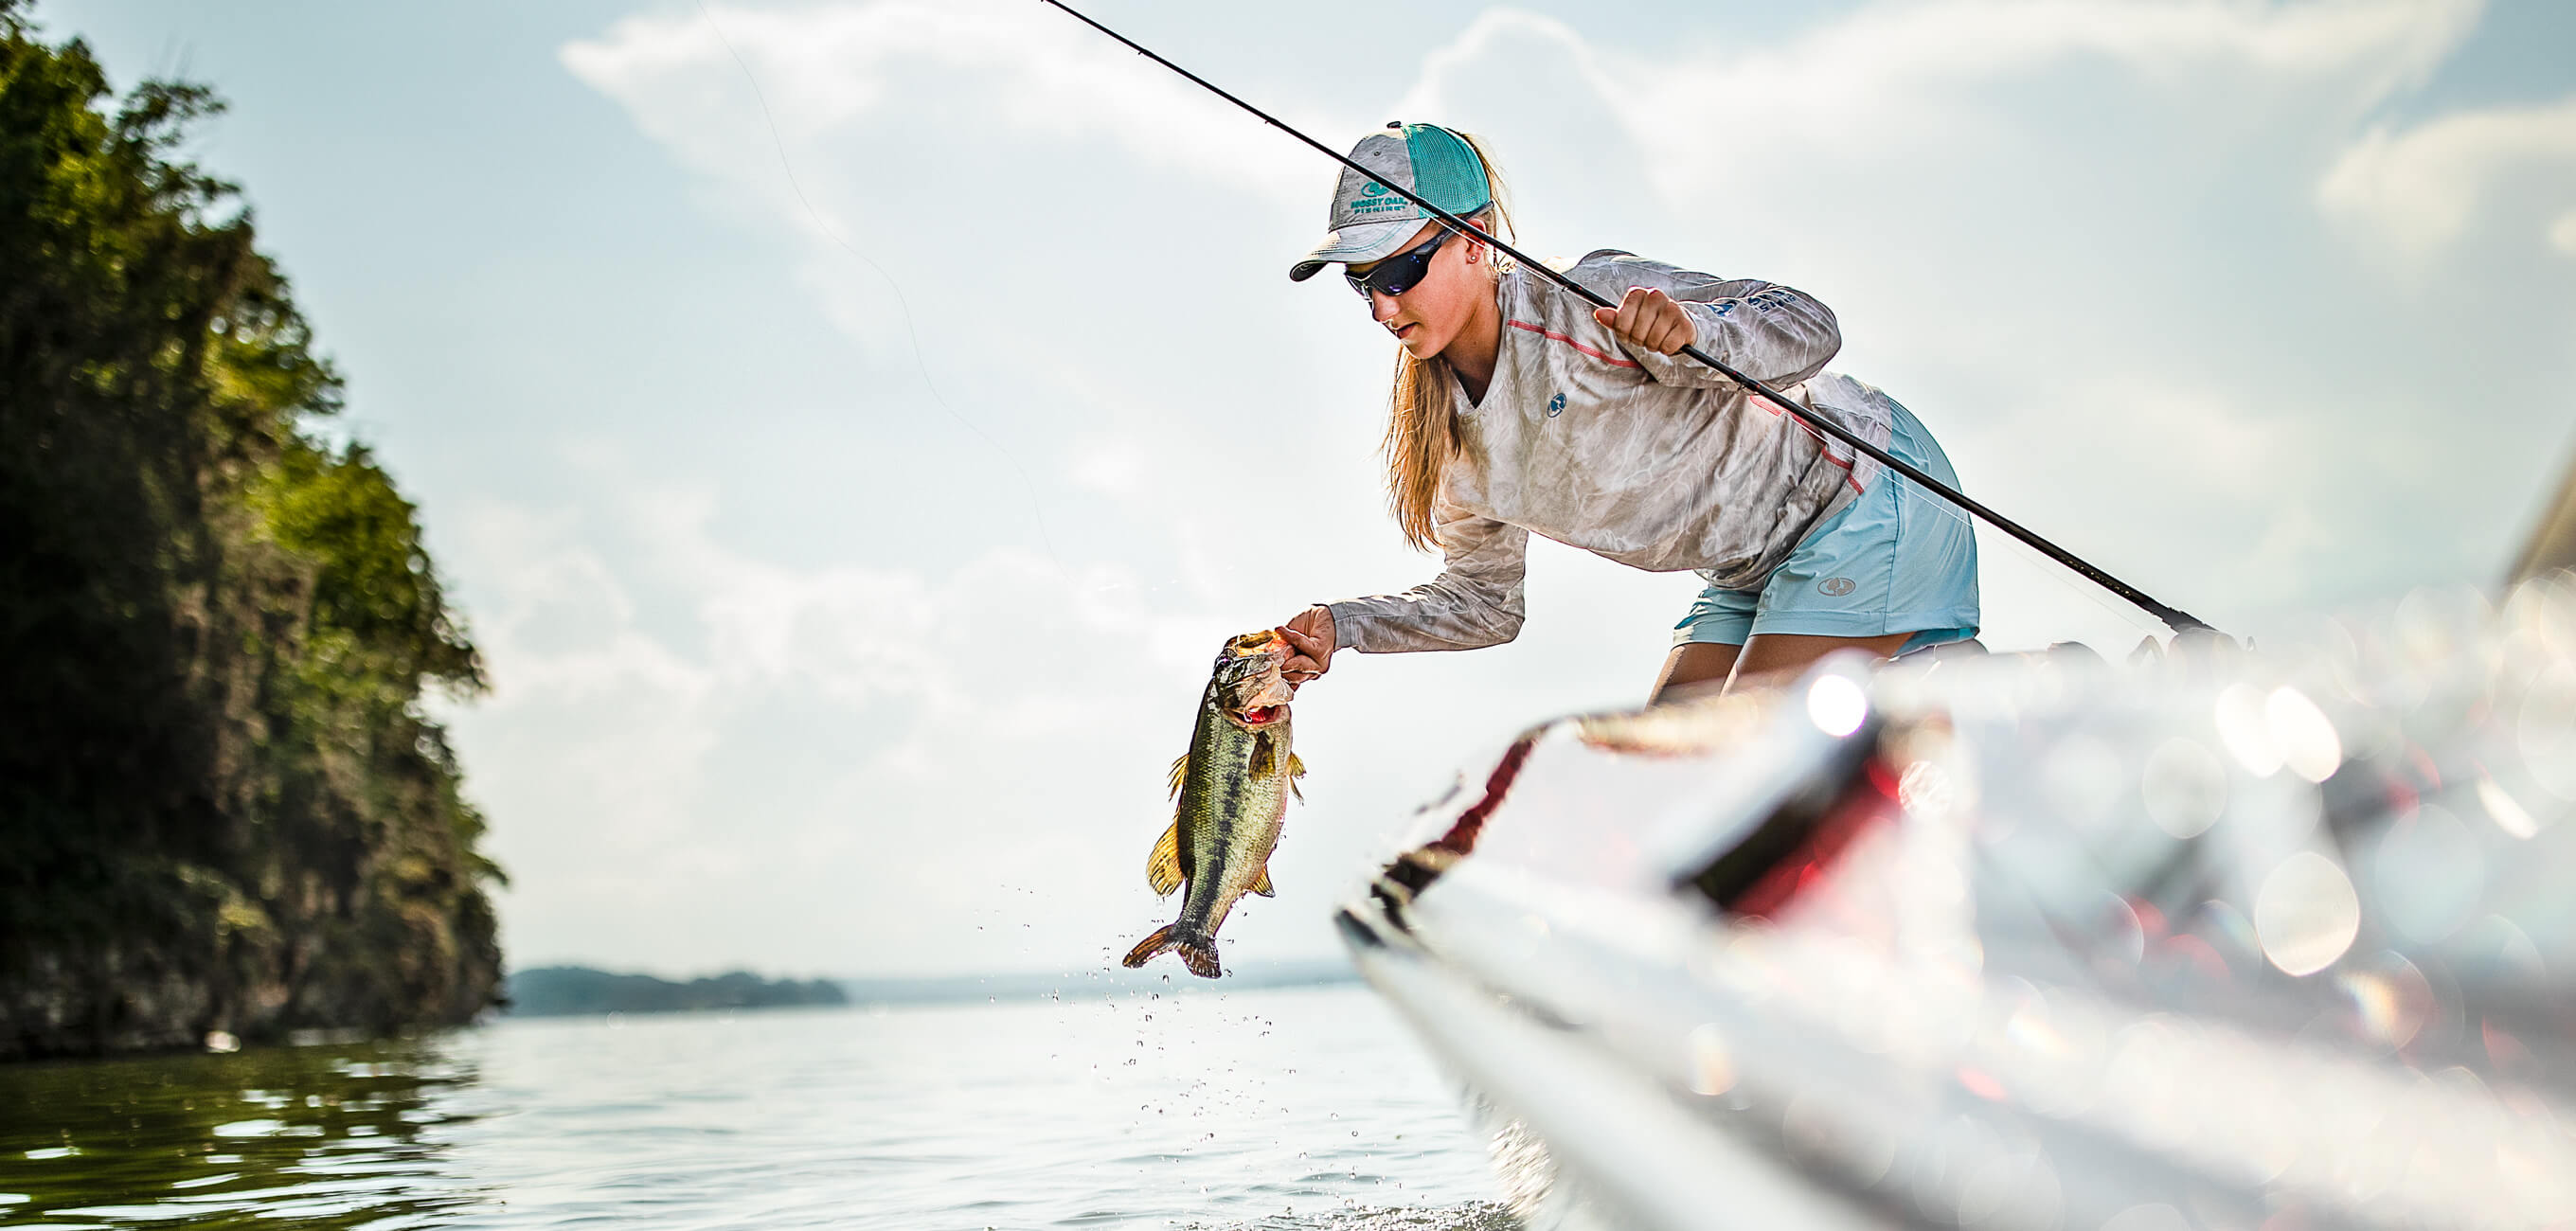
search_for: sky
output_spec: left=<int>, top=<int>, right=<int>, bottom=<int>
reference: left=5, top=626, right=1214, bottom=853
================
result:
left=41, top=0, right=2576, bottom=979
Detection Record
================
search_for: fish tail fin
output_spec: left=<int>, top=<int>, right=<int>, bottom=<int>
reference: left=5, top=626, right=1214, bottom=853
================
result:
left=1120, top=924, right=1222, bottom=979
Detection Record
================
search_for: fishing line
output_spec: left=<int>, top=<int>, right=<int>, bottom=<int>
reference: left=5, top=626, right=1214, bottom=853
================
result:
left=693, top=0, right=1069, bottom=579
left=1850, top=442, right=2171, bottom=648
left=1035, top=0, right=2218, bottom=638
left=1948, top=503, right=2174, bottom=647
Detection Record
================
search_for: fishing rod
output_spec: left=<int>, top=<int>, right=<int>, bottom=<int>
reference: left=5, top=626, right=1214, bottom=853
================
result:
left=1037, top=1, right=2217, bottom=637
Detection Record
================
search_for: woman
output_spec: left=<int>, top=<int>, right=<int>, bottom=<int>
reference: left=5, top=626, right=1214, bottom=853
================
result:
left=1278, top=124, right=1978, bottom=701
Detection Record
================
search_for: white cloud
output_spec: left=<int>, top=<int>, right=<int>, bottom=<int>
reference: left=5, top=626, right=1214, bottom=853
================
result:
left=560, top=1, right=1324, bottom=212
left=2320, top=93, right=2576, bottom=264
left=455, top=469, right=1257, bottom=972
left=1465, top=0, right=2481, bottom=204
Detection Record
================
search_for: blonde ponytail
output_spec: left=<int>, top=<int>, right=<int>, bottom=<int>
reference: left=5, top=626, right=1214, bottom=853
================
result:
left=1382, top=132, right=1514, bottom=551
left=1384, top=348, right=1457, bottom=551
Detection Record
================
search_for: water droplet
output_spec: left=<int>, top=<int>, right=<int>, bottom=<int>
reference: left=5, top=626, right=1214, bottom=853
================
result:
left=2265, top=687, right=2342, bottom=783
left=2213, top=685, right=2282, bottom=776
left=2478, top=774, right=2543, bottom=839
left=2334, top=951, right=2435, bottom=1048
left=1807, top=674, right=1869, bottom=737
left=2255, top=851, right=2360, bottom=975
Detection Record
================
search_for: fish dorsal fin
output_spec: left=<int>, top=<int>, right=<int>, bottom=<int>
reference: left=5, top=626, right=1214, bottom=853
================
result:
left=1146, top=820, right=1185, bottom=897
left=1287, top=751, right=1306, bottom=801
left=1251, top=865, right=1276, bottom=898
left=1167, top=753, right=1189, bottom=800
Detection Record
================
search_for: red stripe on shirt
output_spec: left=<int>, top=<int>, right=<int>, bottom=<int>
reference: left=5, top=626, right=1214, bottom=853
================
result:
left=1505, top=319, right=1640, bottom=368
left=1747, top=390, right=1868, bottom=496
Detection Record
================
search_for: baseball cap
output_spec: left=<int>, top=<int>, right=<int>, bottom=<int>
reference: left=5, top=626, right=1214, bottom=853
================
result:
left=1287, top=123, right=1494, bottom=282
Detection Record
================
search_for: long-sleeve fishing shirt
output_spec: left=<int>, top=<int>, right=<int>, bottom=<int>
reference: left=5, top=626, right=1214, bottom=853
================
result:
left=1327, top=250, right=1899, bottom=654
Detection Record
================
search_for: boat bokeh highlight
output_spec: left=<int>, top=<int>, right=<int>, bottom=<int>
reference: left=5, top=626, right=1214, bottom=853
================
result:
left=1339, top=570, right=2576, bottom=1230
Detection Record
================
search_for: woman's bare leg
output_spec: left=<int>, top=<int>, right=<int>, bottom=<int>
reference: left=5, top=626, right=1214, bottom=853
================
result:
left=1726, top=631, right=1913, bottom=692
left=1650, top=641, right=1741, bottom=704
left=1653, top=632, right=1917, bottom=704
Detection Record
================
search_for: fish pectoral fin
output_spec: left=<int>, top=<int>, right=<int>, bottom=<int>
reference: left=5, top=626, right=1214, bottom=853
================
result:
left=1251, top=865, right=1276, bottom=898
left=1287, top=751, right=1307, bottom=801
left=1167, top=753, right=1190, bottom=800
left=1146, top=820, right=1186, bottom=897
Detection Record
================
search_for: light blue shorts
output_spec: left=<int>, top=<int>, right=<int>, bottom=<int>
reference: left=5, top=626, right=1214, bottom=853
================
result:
left=1673, top=401, right=1980, bottom=654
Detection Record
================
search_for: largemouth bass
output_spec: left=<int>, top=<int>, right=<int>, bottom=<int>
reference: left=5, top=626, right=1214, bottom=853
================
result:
left=1121, top=629, right=1305, bottom=979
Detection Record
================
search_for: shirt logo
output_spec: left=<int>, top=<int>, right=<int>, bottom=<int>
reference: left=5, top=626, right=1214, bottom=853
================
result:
left=1819, top=577, right=1856, bottom=597
left=1547, top=392, right=1566, bottom=418
left=1361, top=181, right=1388, bottom=196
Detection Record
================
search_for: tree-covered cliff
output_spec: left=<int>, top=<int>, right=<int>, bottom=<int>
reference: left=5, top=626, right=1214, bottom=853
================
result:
left=0, top=2, right=503, bottom=1060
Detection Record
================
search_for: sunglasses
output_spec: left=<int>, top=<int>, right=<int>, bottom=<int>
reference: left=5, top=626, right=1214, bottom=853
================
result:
left=1346, top=227, right=1460, bottom=299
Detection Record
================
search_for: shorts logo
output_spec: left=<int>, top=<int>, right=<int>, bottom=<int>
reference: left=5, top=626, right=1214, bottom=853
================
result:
left=1547, top=392, right=1566, bottom=418
left=1818, top=577, right=1856, bottom=597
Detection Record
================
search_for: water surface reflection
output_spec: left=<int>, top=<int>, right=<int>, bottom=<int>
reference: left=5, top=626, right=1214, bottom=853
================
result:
left=0, top=987, right=1500, bottom=1229
left=2, top=1034, right=484, bottom=1225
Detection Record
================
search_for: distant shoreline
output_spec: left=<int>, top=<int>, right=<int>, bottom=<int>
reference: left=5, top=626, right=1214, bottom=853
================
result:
left=502, top=957, right=1361, bottom=1018
left=504, top=967, right=849, bottom=1018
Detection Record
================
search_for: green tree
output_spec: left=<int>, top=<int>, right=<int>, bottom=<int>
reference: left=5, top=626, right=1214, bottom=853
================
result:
left=0, top=0, right=502, bottom=1058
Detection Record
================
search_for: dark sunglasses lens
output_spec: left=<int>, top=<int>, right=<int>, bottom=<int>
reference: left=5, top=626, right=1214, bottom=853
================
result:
left=1352, top=256, right=1418, bottom=299
left=1349, top=232, right=1453, bottom=299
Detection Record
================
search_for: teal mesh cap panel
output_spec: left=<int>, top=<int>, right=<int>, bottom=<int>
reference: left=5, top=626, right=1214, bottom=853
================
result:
left=1402, top=124, right=1492, bottom=217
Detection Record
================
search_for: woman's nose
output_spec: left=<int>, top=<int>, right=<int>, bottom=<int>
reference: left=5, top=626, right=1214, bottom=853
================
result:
left=1369, top=290, right=1402, bottom=321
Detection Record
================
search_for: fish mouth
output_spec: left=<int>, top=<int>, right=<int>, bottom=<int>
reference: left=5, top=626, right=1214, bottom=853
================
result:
left=1221, top=630, right=1288, bottom=660
left=1216, top=631, right=1293, bottom=709
left=1229, top=705, right=1285, bottom=728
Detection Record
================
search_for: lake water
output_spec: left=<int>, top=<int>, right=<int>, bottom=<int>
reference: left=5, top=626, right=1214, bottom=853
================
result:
left=0, top=982, right=1515, bottom=1229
